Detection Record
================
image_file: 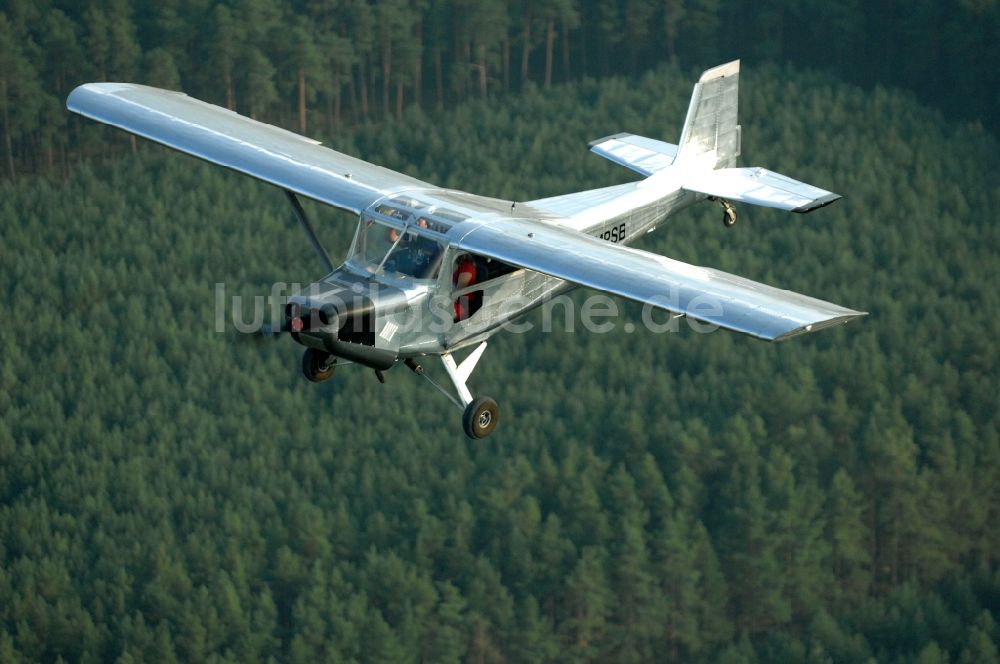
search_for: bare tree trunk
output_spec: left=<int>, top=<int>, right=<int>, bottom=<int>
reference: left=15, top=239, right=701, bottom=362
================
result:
left=478, top=43, right=487, bottom=98
left=434, top=51, right=444, bottom=108
left=298, top=67, right=307, bottom=133
left=382, top=42, right=392, bottom=119
left=32, top=132, right=41, bottom=174
left=562, top=21, right=570, bottom=81
left=461, top=40, right=471, bottom=99
left=413, top=18, right=423, bottom=107
left=369, top=55, right=377, bottom=117
left=502, top=38, right=510, bottom=91
left=396, top=79, right=403, bottom=120
left=1, top=78, right=15, bottom=181
left=130, top=134, right=137, bottom=154
left=334, top=80, right=341, bottom=129
left=544, top=17, right=554, bottom=88
left=600, top=30, right=610, bottom=76
left=520, top=15, right=532, bottom=87
left=343, top=27, right=357, bottom=122
left=225, top=67, right=234, bottom=110
left=347, top=65, right=358, bottom=120
left=358, top=60, right=369, bottom=119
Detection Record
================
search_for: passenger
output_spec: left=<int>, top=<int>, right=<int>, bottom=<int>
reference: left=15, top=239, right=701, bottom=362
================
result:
left=453, top=255, right=481, bottom=321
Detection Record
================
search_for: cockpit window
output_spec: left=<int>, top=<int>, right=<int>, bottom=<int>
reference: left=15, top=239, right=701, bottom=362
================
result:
left=349, top=218, right=445, bottom=280
left=378, top=195, right=469, bottom=231
left=374, top=204, right=411, bottom=222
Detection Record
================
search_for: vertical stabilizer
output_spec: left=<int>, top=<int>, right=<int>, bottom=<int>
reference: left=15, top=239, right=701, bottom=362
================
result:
left=675, top=60, right=741, bottom=169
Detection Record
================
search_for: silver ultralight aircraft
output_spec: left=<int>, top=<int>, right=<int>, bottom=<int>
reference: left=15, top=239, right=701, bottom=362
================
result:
left=68, top=60, right=866, bottom=438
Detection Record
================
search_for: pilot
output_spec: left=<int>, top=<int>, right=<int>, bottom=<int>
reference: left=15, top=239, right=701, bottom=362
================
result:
left=382, top=224, right=411, bottom=273
left=409, top=218, right=443, bottom=278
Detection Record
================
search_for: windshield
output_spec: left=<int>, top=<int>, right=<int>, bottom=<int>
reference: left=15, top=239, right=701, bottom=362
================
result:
left=349, top=218, right=445, bottom=280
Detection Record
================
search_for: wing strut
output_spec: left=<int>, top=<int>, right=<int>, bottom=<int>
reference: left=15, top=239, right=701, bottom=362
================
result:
left=284, top=190, right=335, bottom=273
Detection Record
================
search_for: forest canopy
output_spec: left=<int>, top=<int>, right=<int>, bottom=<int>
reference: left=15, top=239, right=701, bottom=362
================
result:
left=1, top=0, right=998, bottom=179
left=1, top=62, right=998, bottom=662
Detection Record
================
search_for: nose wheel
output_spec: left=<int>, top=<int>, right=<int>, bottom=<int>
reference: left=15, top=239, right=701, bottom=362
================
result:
left=302, top=348, right=336, bottom=382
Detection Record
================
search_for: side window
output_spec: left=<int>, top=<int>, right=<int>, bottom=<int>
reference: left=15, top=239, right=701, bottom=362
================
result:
left=451, top=254, right=517, bottom=322
left=452, top=254, right=483, bottom=322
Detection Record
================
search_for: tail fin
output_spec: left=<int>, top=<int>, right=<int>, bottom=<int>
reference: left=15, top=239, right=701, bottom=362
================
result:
left=675, top=60, right=741, bottom=169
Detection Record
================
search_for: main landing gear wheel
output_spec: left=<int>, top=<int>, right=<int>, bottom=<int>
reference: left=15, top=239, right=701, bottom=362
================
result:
left=302, top=348, right=335, bottom=383
left=722, top=203, right=737, bottom=227
left=463, top=397, right=499, bottom=439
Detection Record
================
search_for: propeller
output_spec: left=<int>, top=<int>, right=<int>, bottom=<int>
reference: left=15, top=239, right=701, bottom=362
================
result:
left=228, top=319, right=290, bottom=346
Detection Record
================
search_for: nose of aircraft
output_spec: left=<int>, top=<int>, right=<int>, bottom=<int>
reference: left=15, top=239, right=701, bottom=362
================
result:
left=283, top=273, right=413, bottom=369
left=285, top=300, right=339, bottom=333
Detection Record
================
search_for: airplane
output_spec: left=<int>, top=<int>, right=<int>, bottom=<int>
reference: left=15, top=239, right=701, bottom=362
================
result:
left=67, top=60, right=866, bottom=439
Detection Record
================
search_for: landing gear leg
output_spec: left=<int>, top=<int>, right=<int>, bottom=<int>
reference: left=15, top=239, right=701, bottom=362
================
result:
left=718, top=198, right=737, bottom=227
left=439, top=342, right=499, bottom=439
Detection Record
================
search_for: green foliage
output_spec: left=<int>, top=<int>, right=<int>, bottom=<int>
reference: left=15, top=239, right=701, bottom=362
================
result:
left=2, top=0, right=1000, bottom=177
left=1, top=65, right=999, bottom=661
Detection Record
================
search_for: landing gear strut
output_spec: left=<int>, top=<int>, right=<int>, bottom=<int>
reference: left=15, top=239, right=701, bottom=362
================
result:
left=414, top=342, right=499, bottom=439
left=301, top=348, right=336, bottom=382
left=441, top=343, right=499, bottom=439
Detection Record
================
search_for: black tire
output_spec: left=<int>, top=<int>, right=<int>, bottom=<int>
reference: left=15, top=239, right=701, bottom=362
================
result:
left=723, top=207, right=737, bottom=227
left=462, top=397, right=499, bottom=439
left=302, top=348, right=335, bottom=383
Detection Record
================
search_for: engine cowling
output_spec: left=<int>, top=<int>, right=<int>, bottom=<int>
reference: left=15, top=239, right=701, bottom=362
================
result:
left=286, top=274, right=408, bottom=370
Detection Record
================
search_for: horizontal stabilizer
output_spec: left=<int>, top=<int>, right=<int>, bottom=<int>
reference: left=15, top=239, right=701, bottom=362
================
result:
left=683, top=167, right=840, bottom=213
left=589, top=133, right=678, bottom=176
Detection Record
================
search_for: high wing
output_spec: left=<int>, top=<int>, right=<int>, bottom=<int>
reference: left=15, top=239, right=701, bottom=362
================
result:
left=683, top=167, right=840, bottom=213
left=67, top=83, right=435, bottom=214
left=453, top=218, right=865, bottom=341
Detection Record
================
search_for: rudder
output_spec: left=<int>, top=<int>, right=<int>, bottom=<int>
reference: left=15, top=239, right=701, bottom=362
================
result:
left=675, top=60, right=741, bottom=169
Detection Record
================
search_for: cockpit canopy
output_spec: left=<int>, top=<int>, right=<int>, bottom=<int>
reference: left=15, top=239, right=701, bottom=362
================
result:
left=348, top=194, right=469, bottom=280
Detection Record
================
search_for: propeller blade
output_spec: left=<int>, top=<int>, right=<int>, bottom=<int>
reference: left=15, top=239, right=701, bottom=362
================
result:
left=229, top=320, right=288, bottom=345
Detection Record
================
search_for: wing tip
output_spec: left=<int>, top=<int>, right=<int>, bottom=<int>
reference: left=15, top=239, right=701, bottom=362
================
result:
left=587, top=132, right=631, bottom=149
left=770, top=310, right=868, bottom=342
left=793, top=193, right=842, bottom=213
left=66, top=83, right=101, bottom=113
left=67, top=82, right=187, bottom=113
